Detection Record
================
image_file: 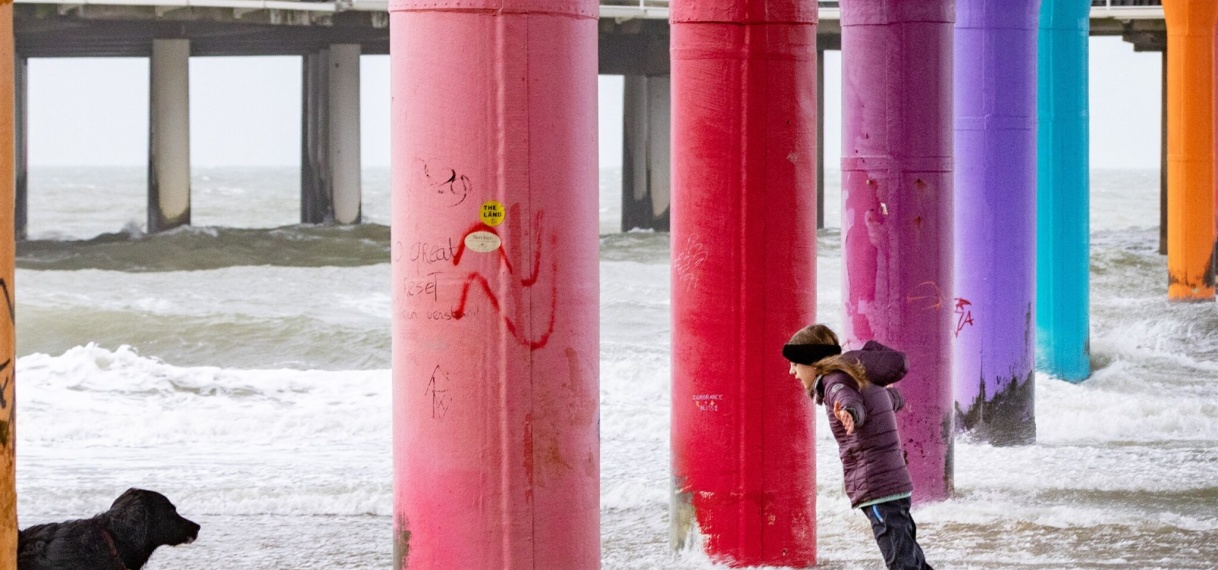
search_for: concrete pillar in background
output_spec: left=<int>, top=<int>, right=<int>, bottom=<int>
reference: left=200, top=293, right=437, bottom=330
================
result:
left=1037, top=0, right=1092, bottom=380
left=621, top=74, right=671, bottom=232
left=389, top=0, right=600, bottom=568
left=840, top=0, right=956, bottom=503
left=329, top=43, right=362, bottom=225
left=148, top=38, right=191, bottom=233
left=0, top=1, right=19, bottom=564
left=14, top=55, right=25, bottom=242
left=953, top=0, right=1040, bottom=446
left=1161, top=49, right=1168, bottom=256
left=302, top=49, right=331, bottom=224
left=816, top=47, right=825, bottom=230
left=1161, top=0, right=1216, bottom=301
left=671, top=0, right=819, bottom=565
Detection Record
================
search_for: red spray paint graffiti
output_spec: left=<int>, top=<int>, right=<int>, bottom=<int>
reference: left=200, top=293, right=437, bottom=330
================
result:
left=954, top=297, right=974, bottom=337
left=450, top=212, right=556, bottom=350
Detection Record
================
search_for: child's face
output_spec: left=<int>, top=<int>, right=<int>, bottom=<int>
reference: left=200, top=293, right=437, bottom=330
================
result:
left=789, top=361, right=817, bottom=393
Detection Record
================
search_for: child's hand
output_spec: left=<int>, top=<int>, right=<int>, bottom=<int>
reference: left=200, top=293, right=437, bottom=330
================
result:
left=833, top=401, right=855, bottom=434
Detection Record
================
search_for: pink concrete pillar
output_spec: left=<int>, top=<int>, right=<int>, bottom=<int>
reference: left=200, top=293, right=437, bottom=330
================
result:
left=670, top=0, right=820, bottom=566
left=389, top=1, right=600, bottom=568
left=840, top=0, right=955, bottom=502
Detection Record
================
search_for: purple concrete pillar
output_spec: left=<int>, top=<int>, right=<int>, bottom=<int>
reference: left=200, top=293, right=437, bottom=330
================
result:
left=840, top=0, right=955, bottom=502
left=952, top=0, right=1039, bottom=445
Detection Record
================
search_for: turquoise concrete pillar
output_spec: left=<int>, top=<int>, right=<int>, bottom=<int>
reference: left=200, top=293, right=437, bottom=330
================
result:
left=1036, top=0, right=1090, bottom=382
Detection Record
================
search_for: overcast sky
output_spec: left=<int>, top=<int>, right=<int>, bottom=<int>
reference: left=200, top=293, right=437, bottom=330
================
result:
left=25, top=36, right=1160, bottom=170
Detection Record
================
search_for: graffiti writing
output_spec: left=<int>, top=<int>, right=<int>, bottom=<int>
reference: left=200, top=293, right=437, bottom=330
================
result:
left=425, top=365, right=453, bottom=419
left=422, top=162, right=471, bottom=207
left=409, top=239, right=458, bottom=274
left=1, top=277, right=14, bottom=446
left=692, top=394, right=722, bottom=412
left=953, top=297, right=974, bottom=337
left=407, top=272, right=440, bottom=302
left=406, top=307, right=480, bottom=321
left=673, top=239, right=708, bottom=291
left=906, top=281, right=944, bottom=311
left=1, top=278, right=13, bottom=419
left=1, top=278, right=12, bottom=324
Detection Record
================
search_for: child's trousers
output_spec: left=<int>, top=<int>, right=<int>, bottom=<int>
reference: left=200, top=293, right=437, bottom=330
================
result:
left=861, top=497, right=933, bottom=570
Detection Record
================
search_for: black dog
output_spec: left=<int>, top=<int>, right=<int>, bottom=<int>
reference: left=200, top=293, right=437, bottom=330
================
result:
left=18, top=488, right=200, bottom=570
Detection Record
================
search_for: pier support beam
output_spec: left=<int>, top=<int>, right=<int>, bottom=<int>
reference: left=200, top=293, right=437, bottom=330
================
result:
left=302, top=49, right=330, bottom=224
left=953, top=0, right=1039, bottom=445
left=303, top=45, right=362, bottom=225
left=816, top=49, right=825, bottom=230
left=1036, top=0, right=1092, bottom=381
left=621, top=74, right=670, bottom=232
left=328, top=44, right=361, bottom=225
left=14, top=55, right=25, bottom=241
left=840, top=0, right=955, bottom=502
left=1161, top=50, right=1167, bottom=255
left=390, top=1, right=600, bottom=568
left=671, top=1, right=819, bottom=565
left=1162, top=0, right=1217, bottom=301
left=1, top=1, right=18, bottom=563
left=148, top=38, right=191, bottom=233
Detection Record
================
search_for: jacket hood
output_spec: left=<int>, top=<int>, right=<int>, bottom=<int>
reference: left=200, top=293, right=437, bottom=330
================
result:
left=842, top=340, right=908, bottom=387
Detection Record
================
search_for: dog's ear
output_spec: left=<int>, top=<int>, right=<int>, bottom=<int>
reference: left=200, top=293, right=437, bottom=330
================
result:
left=108, top=490, right=151, bottom=547
left=111, top=488, right=144, bottom=509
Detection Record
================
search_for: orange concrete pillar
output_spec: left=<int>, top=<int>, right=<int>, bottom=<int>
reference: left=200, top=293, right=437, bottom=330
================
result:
left=1163, top=0, right=1217, bottom=300
left=0, top=0, right=18, bottom=565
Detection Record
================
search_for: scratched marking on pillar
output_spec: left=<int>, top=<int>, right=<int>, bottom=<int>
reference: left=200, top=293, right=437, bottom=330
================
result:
left=953, top=298, right=974, bottom=337
left=418, top=159, right=471, bottom=207
left=425, top=365, right=452, bottom=419
left=692, top=394, right=722, bottom=412
left=450, top=210, right=557, bottom=350
left=0, top=278, right=13, bottom=447
left=906, top=281, right=944, bottom=311
left=673, top=238, right=708, bottom=291
left=1, top=278, right=13, bottom=326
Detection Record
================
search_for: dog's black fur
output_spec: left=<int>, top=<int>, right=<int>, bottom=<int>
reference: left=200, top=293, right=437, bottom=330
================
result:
left=17, top=488, right=200, bottom=570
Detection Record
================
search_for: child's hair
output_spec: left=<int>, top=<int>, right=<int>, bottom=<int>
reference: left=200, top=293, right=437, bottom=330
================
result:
left=787, top=324, right=869, bottom=397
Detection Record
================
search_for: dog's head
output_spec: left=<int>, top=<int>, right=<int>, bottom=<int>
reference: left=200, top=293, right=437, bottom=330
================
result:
left=109, top=488, right=200, bottom=549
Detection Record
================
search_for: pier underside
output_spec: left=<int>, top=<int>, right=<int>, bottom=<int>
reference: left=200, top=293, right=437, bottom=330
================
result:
left=14, top=5, right=391, bottom=57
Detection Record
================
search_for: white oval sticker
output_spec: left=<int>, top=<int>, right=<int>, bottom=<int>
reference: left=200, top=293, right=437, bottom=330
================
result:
left=464, top=231, right=502, bottom=253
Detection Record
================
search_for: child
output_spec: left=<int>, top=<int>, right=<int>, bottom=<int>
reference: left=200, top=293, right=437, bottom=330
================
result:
left=783, top=323, right=933, bottom=570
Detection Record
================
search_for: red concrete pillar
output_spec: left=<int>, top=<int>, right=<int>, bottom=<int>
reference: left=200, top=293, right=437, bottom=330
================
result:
left=840, top=0, right=956, bottom=502
left=388, top=1, right=600, bottom=568
left=670, top=0, right=819, bottom=566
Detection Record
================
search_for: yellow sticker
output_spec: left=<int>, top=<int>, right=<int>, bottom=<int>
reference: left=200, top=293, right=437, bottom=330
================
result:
left=480, top=200, right=505, bottom=227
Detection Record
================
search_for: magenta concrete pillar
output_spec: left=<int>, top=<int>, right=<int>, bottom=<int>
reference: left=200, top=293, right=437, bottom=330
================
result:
left=671, top=0, right=819, bottom=566
left=389, top=1, right=600, bottom=568
left=840, top=0, right=955, bottom=502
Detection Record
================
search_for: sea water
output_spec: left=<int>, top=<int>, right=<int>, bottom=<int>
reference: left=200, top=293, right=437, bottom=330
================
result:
left=12, top=166, right=1218, bottom=569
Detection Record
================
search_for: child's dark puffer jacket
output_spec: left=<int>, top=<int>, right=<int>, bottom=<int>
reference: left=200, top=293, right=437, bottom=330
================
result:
left=814, top=340, right=913, bottom=508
